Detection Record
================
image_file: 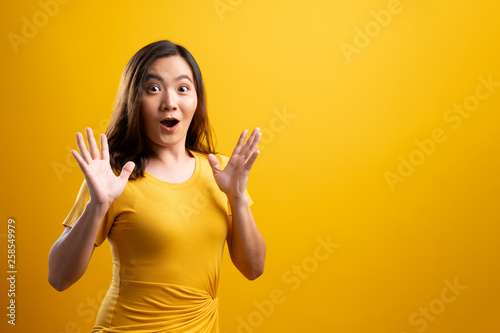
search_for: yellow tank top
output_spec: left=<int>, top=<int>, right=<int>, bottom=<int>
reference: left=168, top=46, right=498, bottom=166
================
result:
left=62, top=150, right=253, bottom=332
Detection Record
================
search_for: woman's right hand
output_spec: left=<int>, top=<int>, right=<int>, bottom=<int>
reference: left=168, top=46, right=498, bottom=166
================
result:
left=71, top=127, right=135, bottom=206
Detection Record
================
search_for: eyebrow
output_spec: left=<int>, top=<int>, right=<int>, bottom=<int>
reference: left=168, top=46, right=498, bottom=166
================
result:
left=145, top=73, right=193, bottom=84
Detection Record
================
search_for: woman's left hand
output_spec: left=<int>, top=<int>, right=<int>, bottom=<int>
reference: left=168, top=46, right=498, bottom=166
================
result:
left=208, top=127, right=261, bottom=201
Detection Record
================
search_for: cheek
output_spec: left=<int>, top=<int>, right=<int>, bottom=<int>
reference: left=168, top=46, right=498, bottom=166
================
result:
left=184, top=96, right=198, bottom=117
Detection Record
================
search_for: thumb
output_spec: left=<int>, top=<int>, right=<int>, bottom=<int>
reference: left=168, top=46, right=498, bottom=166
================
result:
left=119, top=161, right=136, bottom=182
left=207, top=153, right=221, bottom=174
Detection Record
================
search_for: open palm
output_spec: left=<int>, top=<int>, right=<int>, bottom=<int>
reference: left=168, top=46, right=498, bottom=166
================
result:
left=208, top=128, right=261, bottom=201
left=71, top=128, right=135, bottom=206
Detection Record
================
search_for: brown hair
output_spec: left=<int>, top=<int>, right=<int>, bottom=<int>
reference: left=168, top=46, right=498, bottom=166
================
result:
left=106, top=40, right=216, bottom=180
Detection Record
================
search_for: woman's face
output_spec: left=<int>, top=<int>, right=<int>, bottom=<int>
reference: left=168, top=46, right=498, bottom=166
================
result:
left=140, top=55, right=198, bottom=152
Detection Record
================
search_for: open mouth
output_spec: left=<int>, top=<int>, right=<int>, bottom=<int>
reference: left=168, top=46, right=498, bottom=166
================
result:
left=160, top=118, right=180, bottom=128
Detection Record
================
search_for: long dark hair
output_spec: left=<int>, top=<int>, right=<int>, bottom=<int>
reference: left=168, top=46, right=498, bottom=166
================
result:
left=106, top=40, right=216, bottom=180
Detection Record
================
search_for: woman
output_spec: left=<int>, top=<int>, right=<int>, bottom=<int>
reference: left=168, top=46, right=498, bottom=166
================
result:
left=48, top=40, right=266, bottom=332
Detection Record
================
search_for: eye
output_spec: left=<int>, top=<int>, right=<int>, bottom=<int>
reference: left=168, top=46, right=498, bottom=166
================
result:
left=178, top=85, right=189, bottom=93
left=148, top=85, right=160, bottom=92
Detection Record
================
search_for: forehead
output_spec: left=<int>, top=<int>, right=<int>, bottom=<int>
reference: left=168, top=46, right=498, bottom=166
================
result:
left=147, top=56, right=193, bottom=80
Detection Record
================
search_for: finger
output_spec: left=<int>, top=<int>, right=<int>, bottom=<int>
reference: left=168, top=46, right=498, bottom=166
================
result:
left=207, top=153, right=221, bottom=174
left=76, top=132, right=92, bottom=164
left=242, top=127, right=259, bottom=152
left=248, top=128, right=261, bottom=156
left=242, top=128, right=261, bottom=159
left=119, top=161, right=135, bottom=182
left=245, top=150, right=260, bottom=172
left=86, top=127, right=100, bottom=160
left=231, top=130, right=248, bottom=157
left=70, top=149, right=89, bottom=174
left=100, top=133, right=109, bottom=161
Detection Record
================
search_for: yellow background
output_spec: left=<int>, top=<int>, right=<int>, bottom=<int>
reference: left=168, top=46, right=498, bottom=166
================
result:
left=1, top=0, right=500, bottom=332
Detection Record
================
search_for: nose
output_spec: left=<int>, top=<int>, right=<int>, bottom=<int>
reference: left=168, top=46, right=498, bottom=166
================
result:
left=161, top=88, right=178, bottom=111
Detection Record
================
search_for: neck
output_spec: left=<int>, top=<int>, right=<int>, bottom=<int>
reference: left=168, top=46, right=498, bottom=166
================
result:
left=147, top=140, right=193, bottom=168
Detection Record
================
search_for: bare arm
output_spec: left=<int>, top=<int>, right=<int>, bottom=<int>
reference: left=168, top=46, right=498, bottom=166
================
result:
left=227, top=200, right=266, bottom=280
left=48, top=127, right=135, bottom=291
left=48, top=201, right=109, bottom=291
left=208, top=128, right=266, bottom=280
